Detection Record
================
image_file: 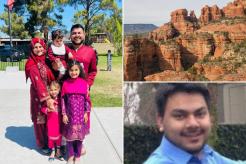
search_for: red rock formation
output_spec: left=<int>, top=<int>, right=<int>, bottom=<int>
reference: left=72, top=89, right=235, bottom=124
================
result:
left=124, top=0, right=246, bottom=81
left=171, top=9, right=199, bottom=34
left=124, top=36, right=161, bottom=81
left=199, top=23, right=246, bottom=43
left=144, top=70, right=192, bottom=81
left=158, top=42, right=183, bottom=71
left=149, top=23, right=178, bottom=42
left=223, top=1, right=245, bottom=18
left=178, top=32, right=214, bottom=60
left=200, top=5, right=223, bottom=25
left=213, top=32, right=230, bottom=57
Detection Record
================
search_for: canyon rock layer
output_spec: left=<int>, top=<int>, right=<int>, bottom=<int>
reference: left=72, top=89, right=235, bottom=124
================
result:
left=124, top=0, right=246, bottom=81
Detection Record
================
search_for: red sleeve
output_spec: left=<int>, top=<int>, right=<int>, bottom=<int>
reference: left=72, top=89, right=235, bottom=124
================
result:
left=41, top=107, right=48, bottom=115
left=48, top=47, right=56, bottom=62
left=65, top=45, right=71, bottom=54
left=29, top=67, right=50, bottom=102
left=87, top=50, right=97, bottom=87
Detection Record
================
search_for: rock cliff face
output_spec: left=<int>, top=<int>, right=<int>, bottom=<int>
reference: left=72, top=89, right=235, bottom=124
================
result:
left=124, top=36, right=161, bottom=81
left=124, top=0, right=246, bottom=81
left=171, top=9, right=199, bottom=34
left=200, top=5, right=223, bottom=25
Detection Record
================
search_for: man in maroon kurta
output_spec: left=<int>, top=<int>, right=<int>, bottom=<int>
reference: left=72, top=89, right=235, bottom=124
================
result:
left=69, top=24, right=97, bottom=87
left=68, top=24, right=97, bottom=155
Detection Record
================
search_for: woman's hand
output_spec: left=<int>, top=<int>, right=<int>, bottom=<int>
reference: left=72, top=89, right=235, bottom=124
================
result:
left=63, top=114, right=69, bottom=124
left=84, top=113, right=88, bottom=123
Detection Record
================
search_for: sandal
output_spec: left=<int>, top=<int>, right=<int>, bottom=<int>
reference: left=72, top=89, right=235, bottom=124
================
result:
left=56, top=148, right=64, bottom=161
left=56, top=154, right=64, bottom=161
left=48, top=157, right=55, bottom=162
left=48, top=149, right=55, bottom=162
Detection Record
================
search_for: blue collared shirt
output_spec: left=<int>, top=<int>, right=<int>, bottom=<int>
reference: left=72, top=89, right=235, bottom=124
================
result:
left=144, top=136, right=246, bottom=164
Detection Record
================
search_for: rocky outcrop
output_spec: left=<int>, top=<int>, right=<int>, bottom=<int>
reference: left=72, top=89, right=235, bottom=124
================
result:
left=124, top=0, right=246, bottom=81
left=159, top=41, right=183, bottom=71
left=144, top=70, right=192, bottom=81
left=200, top=5, right=223, bottom=25
left=171, top=9, right=199, bottom=34
left=223, top=1, right=245, bottom=18
left=149, top=23, right=178, bottom=42
left=198, top=23, right=246, bottom=43
left=124, top=36, right=161, bottom=81
left=213, top=32, right=231, bottom=57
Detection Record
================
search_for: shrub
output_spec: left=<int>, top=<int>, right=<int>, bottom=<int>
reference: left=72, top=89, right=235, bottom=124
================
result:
left=124, top=125, right=162, bottom=164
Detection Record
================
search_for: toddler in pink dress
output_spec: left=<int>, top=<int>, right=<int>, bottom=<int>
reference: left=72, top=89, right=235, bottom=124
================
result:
left=41, top=81, right=64, bottom=161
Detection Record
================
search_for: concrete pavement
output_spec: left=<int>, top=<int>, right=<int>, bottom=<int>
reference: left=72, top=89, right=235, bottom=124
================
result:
left=0, top=71, right=123, bottom=164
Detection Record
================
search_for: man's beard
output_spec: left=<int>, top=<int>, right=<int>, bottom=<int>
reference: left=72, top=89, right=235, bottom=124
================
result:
left=72, top=39, right=84, bottom=45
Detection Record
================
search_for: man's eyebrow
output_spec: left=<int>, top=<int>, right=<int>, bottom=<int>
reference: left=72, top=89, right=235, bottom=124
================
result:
left=171, top=106, right=207, bottom=113
left=194, top=107, right=207, bottom=112
left=171, top=109, right=187, bottom=114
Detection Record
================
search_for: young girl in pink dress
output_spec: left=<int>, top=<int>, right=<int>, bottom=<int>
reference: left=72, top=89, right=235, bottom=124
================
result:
left=61, top=60, right=90, bottom=164
left=41, top=81, right=64, bottom=161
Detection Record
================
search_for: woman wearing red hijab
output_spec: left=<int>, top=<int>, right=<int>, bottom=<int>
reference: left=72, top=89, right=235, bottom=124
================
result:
left=25, top=38, right=55, bottom=152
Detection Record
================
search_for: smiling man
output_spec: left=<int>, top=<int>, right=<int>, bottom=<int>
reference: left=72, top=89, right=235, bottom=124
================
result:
left=144, top=83, right=245, bottom=164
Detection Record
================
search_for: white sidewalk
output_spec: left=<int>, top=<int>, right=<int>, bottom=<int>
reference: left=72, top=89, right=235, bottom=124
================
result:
left=0, top=71, right=123, bottom=164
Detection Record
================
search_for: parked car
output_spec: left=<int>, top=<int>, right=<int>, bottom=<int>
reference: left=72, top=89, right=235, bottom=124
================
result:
left=0, top=46, right=25, bottom=62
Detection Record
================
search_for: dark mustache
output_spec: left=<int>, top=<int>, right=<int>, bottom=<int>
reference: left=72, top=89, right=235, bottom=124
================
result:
left=181, top=128, right=204, bottom=137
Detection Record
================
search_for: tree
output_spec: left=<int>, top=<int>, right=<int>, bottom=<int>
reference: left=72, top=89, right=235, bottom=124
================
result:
left=9, top=0, right=64, bottom=37
left=58, top=0, right=121, bottom=45
left=104, top=2, right=122, bottom=55
left=0, top=11, right=29, bottom=39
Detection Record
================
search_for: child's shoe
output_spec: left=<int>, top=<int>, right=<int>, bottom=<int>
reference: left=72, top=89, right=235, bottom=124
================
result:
left=48, top=157, right=55, bottom=162
left=41, top=147, right=50, bottom=154
left=48, top=149, right=55, bottom=162
left=56, top=154, right=64, bottom=161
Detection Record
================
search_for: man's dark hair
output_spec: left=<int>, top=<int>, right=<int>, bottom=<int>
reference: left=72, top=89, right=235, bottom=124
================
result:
left=70, top=24, right=84, bottom=32
left=155, top=83, right=211, bottom=117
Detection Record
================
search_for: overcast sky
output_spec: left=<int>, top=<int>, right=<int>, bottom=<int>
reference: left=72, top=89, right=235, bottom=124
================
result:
left=124, top=0, right=233, bottom=26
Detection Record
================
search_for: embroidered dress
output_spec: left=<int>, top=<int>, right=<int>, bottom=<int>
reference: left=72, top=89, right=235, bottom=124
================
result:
left=61, top=77, right=90, bottom=141
left=69, top=45, right=97, bottom=131
left=25, top=38, right=55, bottom=148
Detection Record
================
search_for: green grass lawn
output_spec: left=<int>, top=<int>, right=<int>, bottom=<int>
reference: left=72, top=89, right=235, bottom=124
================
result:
left=0, top=56, right=123, bottom=107
left=0, top=59, right=26, bottom=71
left=90, top=55, right=122, bottom=107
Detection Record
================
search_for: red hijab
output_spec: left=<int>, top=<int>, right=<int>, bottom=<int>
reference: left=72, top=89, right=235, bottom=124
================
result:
left=25, top=38, right=47, bottom=81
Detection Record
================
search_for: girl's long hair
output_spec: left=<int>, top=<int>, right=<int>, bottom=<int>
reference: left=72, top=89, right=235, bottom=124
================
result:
left=63, top=59, right=86, bottom=80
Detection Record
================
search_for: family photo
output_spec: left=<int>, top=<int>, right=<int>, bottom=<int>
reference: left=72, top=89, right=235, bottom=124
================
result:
left=1, top=0, right=246, bottom=164
left=0, top=0, right=122, bottom=164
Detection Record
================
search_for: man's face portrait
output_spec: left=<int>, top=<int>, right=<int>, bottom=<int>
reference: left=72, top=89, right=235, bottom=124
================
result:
left=158, top=92, right=211, bottom=154
left=70, top=27, right=85, bottom=45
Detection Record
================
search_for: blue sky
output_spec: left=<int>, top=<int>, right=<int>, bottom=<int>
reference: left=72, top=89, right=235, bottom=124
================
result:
left=0, top=0, right=122, bottom=37
left=124, top=0, right=233, bottom=26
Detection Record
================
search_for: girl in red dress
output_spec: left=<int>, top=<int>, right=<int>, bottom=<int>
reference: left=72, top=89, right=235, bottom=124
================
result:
left=25, top=38, right=55, bottom=153
left=41, top=81, right=64, bottom=161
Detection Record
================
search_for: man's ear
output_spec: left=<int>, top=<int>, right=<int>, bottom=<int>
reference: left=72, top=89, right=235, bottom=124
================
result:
left=157, top=115, right=164, bottom=132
